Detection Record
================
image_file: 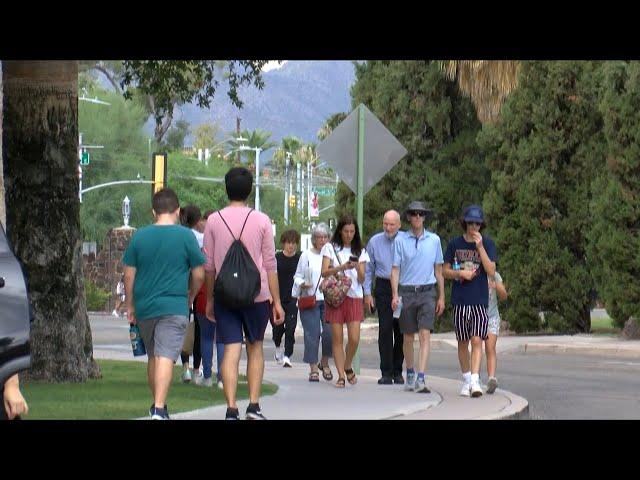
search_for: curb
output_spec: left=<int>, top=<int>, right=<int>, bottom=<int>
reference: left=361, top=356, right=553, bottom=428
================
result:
left=521, top=343, right=640, bottom=358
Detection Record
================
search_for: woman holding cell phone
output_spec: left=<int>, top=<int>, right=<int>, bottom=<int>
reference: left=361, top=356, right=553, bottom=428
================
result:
left=321, top=214, right=370, bottom=388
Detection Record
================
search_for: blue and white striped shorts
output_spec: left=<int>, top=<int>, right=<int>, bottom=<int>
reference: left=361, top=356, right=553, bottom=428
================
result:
left=453, top=305, right=489, bottom=342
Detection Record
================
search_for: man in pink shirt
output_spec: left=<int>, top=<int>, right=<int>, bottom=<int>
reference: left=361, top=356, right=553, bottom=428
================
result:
left=204, top=167, right=284, bottom=420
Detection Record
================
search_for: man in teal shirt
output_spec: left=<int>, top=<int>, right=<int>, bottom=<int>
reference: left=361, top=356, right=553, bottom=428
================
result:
left=123, top=188, right=205, bottom=420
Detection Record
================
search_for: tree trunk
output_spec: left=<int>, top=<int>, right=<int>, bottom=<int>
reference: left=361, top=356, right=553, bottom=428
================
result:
left=2, top=61, right=100, bottom=382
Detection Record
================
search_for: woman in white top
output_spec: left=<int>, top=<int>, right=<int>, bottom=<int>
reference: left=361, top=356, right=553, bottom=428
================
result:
left=292, top=223, right=334, bottom=382
left=321, top=214, right=370, bottom=388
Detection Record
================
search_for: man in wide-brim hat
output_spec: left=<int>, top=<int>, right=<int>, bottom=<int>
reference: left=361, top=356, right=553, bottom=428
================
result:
left=390, top=200, right=445, bottom=394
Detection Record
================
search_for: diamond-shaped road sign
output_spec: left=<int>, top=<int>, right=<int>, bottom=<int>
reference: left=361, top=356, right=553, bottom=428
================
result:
left=316, top=104, right=407, bottom=195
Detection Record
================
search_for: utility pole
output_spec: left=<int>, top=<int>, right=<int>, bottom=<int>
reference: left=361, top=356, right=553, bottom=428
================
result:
left=236, top=117, right=241, bottom=164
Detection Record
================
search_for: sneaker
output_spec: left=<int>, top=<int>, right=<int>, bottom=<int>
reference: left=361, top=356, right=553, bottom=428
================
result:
left=460, top=382, right=471, bottom=397
left=414, top=376, right=431, bottom=393
left=112, top=309, right=119, bottom=317
left=200, top=377, right=213, bottom=387
left=192, top=370, right=203, bottom=385
left=487, top=377, right=498, bottom=394
left=246, top=403, right=267, bottom=420
left=150, top=405, right=170, bottom=420
left=225, top=407, right=240, bottom=420
left=181, top=368, right=192, bottom=383
left=217, top=380, right=224, bottom=389
left=404, top=372, right=416, bottom=391
left=282, top=356, right=292, bottom=368
left=274, top=347, right=284, bottom=364
left=471, top=382, right=483, bottom=398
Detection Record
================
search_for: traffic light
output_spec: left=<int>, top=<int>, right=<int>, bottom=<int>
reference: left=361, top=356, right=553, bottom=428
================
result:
left=289, top=195, right=296, bottom=208
left=152, top=153, right=168, bottom=198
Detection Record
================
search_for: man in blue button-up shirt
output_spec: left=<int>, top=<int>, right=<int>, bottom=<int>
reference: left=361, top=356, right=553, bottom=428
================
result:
left=364, top=210, right=404, bottom=385
left=391, top=201, right=445, bottom=394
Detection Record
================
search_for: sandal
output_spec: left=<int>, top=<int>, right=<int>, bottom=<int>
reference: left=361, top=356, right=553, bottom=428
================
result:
left=335, top=378, right=346, bottom=388
left=309, top=371, right=320, bottom=382
left=345, top=368, right=357, bottom=385
left=318, top=363, right=333, bottom=381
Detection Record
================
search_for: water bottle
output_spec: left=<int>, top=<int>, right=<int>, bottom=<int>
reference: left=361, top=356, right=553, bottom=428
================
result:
left=453, top=255, right=462, bottom=283
left=129, top=323, right=146, bottom=357
left=393, top=296, right=403, bottom=319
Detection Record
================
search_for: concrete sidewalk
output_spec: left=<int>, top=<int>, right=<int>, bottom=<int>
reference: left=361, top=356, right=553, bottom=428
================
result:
left=92, top=347, right=528, bottom=420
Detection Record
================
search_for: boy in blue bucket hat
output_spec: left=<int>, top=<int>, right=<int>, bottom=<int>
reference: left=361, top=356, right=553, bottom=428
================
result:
left=443, top=205, right=497, bottom=398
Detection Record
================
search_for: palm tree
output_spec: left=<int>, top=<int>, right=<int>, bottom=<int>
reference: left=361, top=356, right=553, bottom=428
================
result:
left=271, top=135, right=303, bottom=172
left=440, top=61, right=521, bottom=124
left=317, top=112, right=348, bottom=141
left=228, top=128, right=277, bottom=167
left=2, top=61, right=100, bottom=381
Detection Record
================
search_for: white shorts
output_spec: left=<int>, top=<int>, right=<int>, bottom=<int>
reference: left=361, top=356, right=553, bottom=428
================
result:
left=488, top=315, right=500, bottom=336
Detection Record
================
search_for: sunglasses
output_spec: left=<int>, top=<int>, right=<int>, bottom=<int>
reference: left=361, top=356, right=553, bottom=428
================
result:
left=467, top=221, right=482, bottom=226
left=408, top=211, right=426, bottom=217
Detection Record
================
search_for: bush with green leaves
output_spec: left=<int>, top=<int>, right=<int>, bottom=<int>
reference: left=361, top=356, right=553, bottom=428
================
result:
left=478, top=61, right=606, bottom=333
left=85, top=280, right=111, bottom=312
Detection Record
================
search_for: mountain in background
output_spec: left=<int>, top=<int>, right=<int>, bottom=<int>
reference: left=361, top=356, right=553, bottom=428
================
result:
left=164, top=60, right=357, bottom=161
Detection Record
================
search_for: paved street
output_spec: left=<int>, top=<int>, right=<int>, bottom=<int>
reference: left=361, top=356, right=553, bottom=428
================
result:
left=91, top=313, right=640, bottom=420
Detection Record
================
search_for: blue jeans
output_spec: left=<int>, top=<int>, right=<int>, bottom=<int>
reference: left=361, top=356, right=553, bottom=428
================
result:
left=300, top=301, right=332, bottom=364
left=196, top=313, right=224, bottom=380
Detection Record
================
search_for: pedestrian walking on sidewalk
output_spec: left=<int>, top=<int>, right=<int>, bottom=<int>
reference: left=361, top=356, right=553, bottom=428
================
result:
left=113, top=274, right=125, bottom=317
left=293, top=223, right=333, bottom=382
left=391, top=201, right=445, bottom=394
left=364, top=210, right=405, bottom=385
left=203, top=167, right=284, bottom=420
left=486, top=271, right=507, bottom=393
left=443, top=204, right=497, bottom=398
left=273, top=230, right=301, bottom=368
left=321, top=215, right=370, bottom=388
left=179, top=205, right=205, bottom=384
left=123, top=188, right=206, bottom=420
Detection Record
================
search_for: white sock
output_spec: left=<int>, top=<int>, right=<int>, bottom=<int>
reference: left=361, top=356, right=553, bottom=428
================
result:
left=463, top=372, right=471, bottom=383
left=471, top=373, right=479, bottom=384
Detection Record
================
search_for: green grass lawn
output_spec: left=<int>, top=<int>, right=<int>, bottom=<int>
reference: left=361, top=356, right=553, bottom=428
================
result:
left=590, top=315, right=620, bottom=334
left=20, top=360, right=277, bottom=420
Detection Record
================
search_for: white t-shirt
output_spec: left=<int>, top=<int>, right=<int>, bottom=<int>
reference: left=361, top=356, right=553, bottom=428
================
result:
left=191, top=228, right=204, bottom=249
left=320, top=243, right=370, bottom=299
left=292, top=249, right=325, bottom=301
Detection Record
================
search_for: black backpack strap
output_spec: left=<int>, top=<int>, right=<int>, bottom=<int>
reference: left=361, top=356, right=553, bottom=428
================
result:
left=238, top=209, right=254, bottom=240
left=217, top=211, right=236, bottom=241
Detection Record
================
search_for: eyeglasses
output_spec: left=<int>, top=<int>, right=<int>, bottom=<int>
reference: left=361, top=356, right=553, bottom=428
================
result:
left=408, top=211, right=426, bottom=217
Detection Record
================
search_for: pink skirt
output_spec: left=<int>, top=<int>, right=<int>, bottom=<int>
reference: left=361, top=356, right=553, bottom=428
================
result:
left=324, top=296, right=364, bottom=324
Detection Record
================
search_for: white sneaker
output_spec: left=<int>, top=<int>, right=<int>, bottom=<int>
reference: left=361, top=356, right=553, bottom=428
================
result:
left=274, top=347, right=284, bottom=364
left=217, top=380, right=224, bottom=389
left=282, top=356, right=292, bottom=368
left=470, top=382, right=483, bottom=398
left=460, top=382, right=471, bottom=397
left=181, top=368, right=192, bottom=383
left=200, top=377, right=213, bottom=387
left=112, top=309, right=119, bottom=317
left=192, top=370, right=203, bottom=385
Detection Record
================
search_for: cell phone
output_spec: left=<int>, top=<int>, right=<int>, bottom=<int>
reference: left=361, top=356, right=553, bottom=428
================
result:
left=349, top=255, right=359, bottom=263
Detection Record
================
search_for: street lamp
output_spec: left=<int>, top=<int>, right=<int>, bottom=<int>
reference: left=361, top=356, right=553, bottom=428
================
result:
left=284, top=152, right=292, bottom=224
left=122, top=196, right=131, bottom=227
left=237, top=144, right=262, bottom=212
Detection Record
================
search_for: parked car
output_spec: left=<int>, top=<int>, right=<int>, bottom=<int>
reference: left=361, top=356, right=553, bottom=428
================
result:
left=0, top=224, right=31, bottom=387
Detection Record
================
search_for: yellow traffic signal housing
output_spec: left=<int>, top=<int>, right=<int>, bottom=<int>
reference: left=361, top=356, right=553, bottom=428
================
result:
left=152, top=153, right=168, bottom=197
